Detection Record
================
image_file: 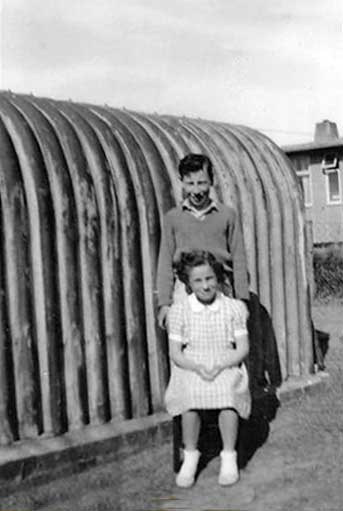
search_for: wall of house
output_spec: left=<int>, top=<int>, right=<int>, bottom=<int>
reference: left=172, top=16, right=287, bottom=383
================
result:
left=288, top=149, right=343, bottom=245
left=310, top=151, right=343, bottom=244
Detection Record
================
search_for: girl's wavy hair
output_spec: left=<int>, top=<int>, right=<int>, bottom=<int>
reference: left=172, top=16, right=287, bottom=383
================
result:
left=173, top=250, right=225, bottom=294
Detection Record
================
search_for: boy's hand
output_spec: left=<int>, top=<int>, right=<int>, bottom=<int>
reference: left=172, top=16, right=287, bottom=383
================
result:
left=158, top=305, right=170, bottom=329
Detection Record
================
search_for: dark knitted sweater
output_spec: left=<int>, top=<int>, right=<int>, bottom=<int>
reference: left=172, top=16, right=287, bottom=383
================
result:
left=156, top=203, right=249, bottom=306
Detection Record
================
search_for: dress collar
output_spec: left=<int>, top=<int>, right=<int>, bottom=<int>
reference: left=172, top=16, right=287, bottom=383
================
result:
left=188, top=292, right=222, bottom=312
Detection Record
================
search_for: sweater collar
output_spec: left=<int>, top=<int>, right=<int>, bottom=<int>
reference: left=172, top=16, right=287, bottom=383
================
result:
left=182, top=198, right=218, bottom=218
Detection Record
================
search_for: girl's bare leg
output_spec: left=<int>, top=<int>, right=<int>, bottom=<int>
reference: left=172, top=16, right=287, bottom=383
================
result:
left=176, top=410, right=201, bottom=487
left=218, top=408, right=239, bottom=485
left=182, top=410, right=201, bottom=449
left=218, top=408, right=238, bottom=450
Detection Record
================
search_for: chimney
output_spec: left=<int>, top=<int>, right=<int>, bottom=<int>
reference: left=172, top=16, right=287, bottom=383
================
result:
left=314, top=120, right=339, bottom=142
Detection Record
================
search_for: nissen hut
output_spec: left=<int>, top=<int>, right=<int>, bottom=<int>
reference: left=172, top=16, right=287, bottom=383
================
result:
left=0, top=92, right=315, bottom=467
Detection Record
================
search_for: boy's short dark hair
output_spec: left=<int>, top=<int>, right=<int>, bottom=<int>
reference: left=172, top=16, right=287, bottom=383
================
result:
left=178, top=154, right=214, bottom=184
left=174, top=250, right=224, bottom=294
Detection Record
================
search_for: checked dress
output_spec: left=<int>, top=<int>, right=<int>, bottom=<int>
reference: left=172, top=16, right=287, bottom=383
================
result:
left=165, top=292, right=251, bottom=419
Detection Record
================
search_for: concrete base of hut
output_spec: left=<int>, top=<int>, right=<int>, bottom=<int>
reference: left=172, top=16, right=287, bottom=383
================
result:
left=0, top=372, right=329, bottom=493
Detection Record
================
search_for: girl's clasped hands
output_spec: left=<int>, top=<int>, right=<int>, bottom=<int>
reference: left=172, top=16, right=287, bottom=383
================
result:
left=195, top=363, right=226, bottom=381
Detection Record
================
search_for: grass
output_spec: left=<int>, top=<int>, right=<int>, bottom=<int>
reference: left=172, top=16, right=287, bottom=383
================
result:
left=313, top=246, right=343, bottom=301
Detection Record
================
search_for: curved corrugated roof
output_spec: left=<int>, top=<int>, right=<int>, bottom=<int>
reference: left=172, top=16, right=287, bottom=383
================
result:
left=0, top=91, right=313, bottom=443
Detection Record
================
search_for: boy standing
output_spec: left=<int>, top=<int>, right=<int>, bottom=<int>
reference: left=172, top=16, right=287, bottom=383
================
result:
left=157, top=153, right=249, bottom=328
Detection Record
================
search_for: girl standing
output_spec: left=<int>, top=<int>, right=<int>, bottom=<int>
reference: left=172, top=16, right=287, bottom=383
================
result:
left=165, top=250, right=251, bottom=488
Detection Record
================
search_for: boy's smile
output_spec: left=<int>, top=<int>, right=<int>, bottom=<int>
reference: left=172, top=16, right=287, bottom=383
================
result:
left=182, top=169, right=212, bottom=210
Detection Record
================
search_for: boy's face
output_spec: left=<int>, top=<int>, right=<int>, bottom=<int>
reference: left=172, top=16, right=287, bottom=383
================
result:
left=182, top=168, right=212, bottom=210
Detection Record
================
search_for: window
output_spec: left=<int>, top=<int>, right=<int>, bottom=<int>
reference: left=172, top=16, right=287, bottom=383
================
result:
left=322, top=153, right=338, bottom=170
left=325, top=168, right=342, bottom=204
left=297, top=169, right=312, bottom=207
left=292, top=155, right=309, bottom=172
left=292, top=155, right=312, bottom=206
left=298, top=172, right=312, bottom=207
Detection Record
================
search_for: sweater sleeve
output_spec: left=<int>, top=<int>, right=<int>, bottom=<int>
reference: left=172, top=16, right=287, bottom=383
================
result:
left=227, top=209, right=250, bottom=300
left=156, top=212, right=176, bottom=307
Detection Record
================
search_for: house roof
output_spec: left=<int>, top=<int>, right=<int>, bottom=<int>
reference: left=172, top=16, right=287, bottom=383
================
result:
left=282, top=138, right=343, bottom=153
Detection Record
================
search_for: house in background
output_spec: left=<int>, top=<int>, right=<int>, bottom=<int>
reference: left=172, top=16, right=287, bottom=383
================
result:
left=283, top=120, right=343, bottom=245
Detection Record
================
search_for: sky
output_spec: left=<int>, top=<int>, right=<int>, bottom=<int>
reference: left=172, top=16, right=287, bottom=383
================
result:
left=1, top=0, right=343, bottom=146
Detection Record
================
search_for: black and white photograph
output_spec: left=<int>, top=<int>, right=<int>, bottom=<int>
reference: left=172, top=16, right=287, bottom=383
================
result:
left=0, top=1, right=343, bottom=510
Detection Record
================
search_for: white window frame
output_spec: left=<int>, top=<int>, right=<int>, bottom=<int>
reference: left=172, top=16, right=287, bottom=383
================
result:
left=322, top=153, right=338, bottom=170
left=296, top=169, right=313, bottom=207
left=324, top=167, right=342, bottom=205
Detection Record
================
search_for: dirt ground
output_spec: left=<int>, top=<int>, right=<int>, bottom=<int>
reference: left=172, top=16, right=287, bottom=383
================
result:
left=0, top=300, right=342, bottom=511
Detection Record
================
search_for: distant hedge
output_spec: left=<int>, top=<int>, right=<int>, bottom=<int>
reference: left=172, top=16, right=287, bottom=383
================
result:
left=313, top=244, right=343, bottom=300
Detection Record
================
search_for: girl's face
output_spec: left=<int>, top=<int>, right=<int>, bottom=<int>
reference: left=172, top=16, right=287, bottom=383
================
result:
left=188, top=263, right=218, bottom=304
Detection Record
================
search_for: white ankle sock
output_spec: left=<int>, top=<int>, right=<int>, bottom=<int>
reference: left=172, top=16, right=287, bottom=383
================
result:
left=218, top=450, right=239, bottom=486
left=175, top=449, right=201, bottom=488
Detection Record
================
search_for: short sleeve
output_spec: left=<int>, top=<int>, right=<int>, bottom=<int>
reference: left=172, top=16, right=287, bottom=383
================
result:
left=232, top=300, right=249, bottom=337
left=167, top=301, right=185, bottom=343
